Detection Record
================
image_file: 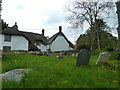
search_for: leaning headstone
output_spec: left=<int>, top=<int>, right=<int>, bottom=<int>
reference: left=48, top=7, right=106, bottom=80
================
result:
left=96, top=52, right=110, bottom=65
left=0, top=51, right=2, bottom=60
left=76, top=49, right=90, bottom=66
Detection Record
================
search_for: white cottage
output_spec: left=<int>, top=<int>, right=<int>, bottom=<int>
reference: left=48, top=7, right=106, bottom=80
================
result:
left=48, top=26, right=74, bottom=51
left=0, top=23, right=28, bottom=51
left=0, top=23, right=73, bottom=52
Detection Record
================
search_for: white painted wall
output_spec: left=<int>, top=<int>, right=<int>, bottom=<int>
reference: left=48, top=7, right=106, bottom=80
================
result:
left=0, top=34, right=28, bottom=50
left=0, top=34, right=3, bottom=50
left=36, top=44, right=48, bottom=51
left=50, top=36, right=73, bottom=51
left=11, top=35, right=28, bottom=50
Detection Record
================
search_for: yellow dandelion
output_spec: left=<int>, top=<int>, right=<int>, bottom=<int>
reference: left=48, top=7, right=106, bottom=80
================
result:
left=112, top=80, right=118, bottom=83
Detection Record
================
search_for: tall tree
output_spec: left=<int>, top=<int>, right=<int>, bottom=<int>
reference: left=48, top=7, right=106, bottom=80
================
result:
left=76, top=19, right=117, bottom=51
left=89, top=19, right=108, bottom=50
left=0, top=0, right=2, bottom=33
left=116, top=1, right=120, bottom=59
left=66, top=0, right=115, bottom=51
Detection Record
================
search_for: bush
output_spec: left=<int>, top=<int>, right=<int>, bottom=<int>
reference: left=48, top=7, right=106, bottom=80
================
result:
left=76, top=44, right=90, bottom=51
left=105, top=46, right=115, bottom=52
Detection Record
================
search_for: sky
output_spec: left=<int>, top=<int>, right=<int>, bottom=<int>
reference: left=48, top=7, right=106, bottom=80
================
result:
left=1, top=0, right=118, bottom=44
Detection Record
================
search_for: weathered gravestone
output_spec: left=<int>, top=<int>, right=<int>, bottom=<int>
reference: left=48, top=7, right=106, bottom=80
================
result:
left=0, top=69, right=32, bottom=82
left=0, top=51, right=2, bottom=60
left=96, top=52, right=110, bottom=65
left=76, top=49, right=90, bottom=66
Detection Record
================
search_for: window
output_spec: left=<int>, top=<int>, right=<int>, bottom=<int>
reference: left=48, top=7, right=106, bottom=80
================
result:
left=4, top=35, right=11, bottom=42
left=3, top=46, right=11, bottom=50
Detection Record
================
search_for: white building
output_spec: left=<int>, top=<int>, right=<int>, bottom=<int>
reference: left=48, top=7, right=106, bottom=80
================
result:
left=0, top=23, right=28, bottom=51
left=48, top=26, right=74, bottom=51
left=0, top=23, right=74, bottom=52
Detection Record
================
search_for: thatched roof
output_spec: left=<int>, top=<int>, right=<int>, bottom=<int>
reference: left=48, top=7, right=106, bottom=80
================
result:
left=1, top=24, right=48, bottom=51
left=20, top=31, right=48, bottom=51
left=2, top=25, right=22, bottom=36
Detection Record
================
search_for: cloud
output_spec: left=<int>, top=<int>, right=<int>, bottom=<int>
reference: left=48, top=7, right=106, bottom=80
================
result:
left=43, top=10, right=65, bottom=26
left=16, top=6, right=24, bottom=10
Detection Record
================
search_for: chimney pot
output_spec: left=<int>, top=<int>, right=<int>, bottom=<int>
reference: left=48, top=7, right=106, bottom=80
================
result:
left=42, top=29, right=44, bottom=36
left=59, top=26, right=62, bottom=32
left=14, top=22, right=18, bottom=29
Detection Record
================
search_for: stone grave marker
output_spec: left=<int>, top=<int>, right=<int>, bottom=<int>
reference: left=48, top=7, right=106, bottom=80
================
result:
left=0, top=69, right=32, bottom=82
left=96, top=52, right=110, bottom=65
left=76, top=49, right=90, bottom=66
left=0, top=51, right=2, bottom=60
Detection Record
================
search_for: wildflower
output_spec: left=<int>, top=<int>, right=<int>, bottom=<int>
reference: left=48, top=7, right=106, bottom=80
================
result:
left=52, top=85, right=55, bottom=87
left=63, top=80, right=68, bottom=84
left=25, top=78, right=28, bottom=81
left=48, top=85, right=51, bottom=87
left=112, top=80, right=118, bottom=83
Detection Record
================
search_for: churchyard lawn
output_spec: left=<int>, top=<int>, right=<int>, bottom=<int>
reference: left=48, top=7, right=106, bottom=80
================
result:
left=1, top=51, right=119, bottom=88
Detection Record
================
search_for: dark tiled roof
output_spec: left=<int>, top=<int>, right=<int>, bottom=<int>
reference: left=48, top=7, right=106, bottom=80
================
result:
left=48, top=31, right=74, bottom=48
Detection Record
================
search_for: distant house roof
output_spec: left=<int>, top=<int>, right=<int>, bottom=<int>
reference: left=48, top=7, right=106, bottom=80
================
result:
left=20, top=31, right=48, bottom=51
left=48, top=30, right=74, bottom=48
left=20, top=31, right=48, bottom=45
left=2, top=25, right=23, bottom=36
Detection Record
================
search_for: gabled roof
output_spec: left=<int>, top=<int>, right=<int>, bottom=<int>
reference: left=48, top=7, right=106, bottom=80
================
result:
left=48, top=31, right=74, bottom=48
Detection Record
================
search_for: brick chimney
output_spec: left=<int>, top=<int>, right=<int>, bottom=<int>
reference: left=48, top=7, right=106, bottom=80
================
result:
left=42, top=29, right=44, bottom=36
left=59, top=26, right=62, bottom=32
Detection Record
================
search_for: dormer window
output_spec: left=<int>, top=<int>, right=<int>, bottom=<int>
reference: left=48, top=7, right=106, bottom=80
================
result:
left=36, top=41, right=42, bottom=46
left=4, top=35, right=11, bottom=42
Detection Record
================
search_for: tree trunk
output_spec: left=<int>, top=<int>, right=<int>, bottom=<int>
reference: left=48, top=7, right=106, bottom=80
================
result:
left=117, top=27, right=120, bottom=53
left=116, top=1, right=120, bottom=60
left=117, top=27, right=120, bottom=60
left=90, top=25, right=95, bottom=51
left=90, top=34, right=94, bottom=51
left=96, top=30, right=101, bottom=50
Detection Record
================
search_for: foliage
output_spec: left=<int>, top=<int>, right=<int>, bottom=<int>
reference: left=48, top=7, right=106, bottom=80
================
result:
left=2, top=52, right=118, bottom=88
left=76, top=19, right=117, bottom=51
left=1, top=20, right=8, bottom=30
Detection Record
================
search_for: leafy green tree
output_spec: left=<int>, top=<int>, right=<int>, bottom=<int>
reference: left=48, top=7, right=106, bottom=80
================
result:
left=76, top=19, right=117, bottom=51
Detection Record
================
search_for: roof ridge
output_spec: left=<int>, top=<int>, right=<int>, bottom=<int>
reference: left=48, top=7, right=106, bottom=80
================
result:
left=20, top=31, right=43, bottom=35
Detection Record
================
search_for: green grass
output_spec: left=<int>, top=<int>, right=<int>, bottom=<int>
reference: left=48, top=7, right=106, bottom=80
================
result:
left=2, top=52, right=119, bottom=88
